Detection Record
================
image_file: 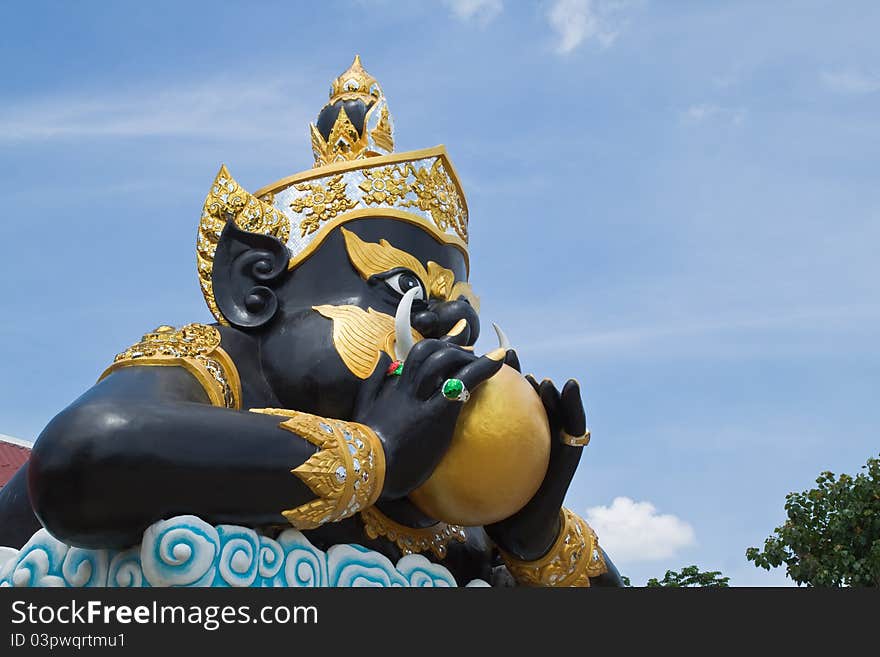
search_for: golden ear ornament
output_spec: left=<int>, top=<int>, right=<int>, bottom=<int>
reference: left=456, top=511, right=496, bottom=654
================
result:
left=197, top=166, right=291, bottom=324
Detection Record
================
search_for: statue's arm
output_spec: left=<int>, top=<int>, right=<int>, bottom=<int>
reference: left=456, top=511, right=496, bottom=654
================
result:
left=27, top=365, right=373, bottom=549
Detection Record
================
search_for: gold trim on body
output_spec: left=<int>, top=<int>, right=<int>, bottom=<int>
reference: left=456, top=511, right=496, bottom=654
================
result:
left=100, top=324, right=241, bottom=409
left=500, top=508, right=608, bottom=587
left=360, top=506, right=467, bottom=559
left=251, top=409, right=386, bottom=530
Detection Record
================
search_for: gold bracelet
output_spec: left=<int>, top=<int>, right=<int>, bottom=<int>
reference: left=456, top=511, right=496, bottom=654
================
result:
left=500, top=508, right=607, bottom=587
left=360, top=505, right=467, bottom=559
left=251, top=409, right=386, bottom=530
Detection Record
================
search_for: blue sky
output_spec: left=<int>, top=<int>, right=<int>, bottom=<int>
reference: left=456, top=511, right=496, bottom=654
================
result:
left=1, top=0, right=878, bottom=586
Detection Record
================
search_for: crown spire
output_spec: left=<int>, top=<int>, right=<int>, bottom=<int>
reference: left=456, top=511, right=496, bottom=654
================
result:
left=329, top=54, right=382, bottom=105
left=311, top=56, right=395, bottom=167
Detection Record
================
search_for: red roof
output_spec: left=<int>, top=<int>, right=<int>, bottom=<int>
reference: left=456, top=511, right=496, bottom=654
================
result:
left=0, top=438, right=30, bottom=488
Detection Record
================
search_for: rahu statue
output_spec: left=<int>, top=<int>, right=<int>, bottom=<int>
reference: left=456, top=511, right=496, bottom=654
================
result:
left=0, top=57, right=622, bottom=588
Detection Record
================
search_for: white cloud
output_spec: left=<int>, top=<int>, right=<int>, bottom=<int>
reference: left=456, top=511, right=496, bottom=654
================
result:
left=546, top=0, right=626, bottom=54
left=585, top=497, right=696, bottom=563
left=0, top=77, right=310, bottom=143
left=681, top=102, right=746, bottom=125
left=820, top=69, right=880, bottom=95
left=444, top=0, right=503, bottom=25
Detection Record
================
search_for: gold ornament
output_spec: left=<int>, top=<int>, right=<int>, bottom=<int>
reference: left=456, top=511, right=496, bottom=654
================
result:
left=100, top=324, right=241, bottom=409
left=409, top=365, right=551, bottom=526
left=329, top=54, right=382, bottom=105
left=561, top=429, right=591, bottom=447
left=360, top=506, right=467, bottom=559
left=500, top=508, right=608, bottom=587
left=198, top=166, right=290, bottom=324
left=251, top=409, right=386, bottom=530
left=358, top=165, right=410, bottom=206
left=255, top=146, right=469, bottom=270
left=399, top=159, right=468, bottom=241
left=310, top=56, right=394, bottom=167
left=312, top=304, right=421, bottom=380
left=341, top=228, right=479, bottom=309
left=310, top=107, right=369, bottom=166
left=370, top=104, right=394, bottom=152
left=289, top=174, right=357, bottom=237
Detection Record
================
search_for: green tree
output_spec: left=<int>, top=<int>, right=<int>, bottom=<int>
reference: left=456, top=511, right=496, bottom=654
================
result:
left=746, top=454, right=880, bottom=587
left=645, top=565, right=730, bottom=587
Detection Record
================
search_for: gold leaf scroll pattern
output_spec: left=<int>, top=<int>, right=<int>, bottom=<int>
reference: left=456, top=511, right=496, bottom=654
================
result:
left=249, top=409, right=385, bottom=530
left=355, top=161, right=467, bottom=242
left=313, top=304, right=422, bottom=380
left=341, top=228, right=480, bottom=310
left=198, top=165, right=291, bottom=324
left=289, top=174, right=358, bottom=237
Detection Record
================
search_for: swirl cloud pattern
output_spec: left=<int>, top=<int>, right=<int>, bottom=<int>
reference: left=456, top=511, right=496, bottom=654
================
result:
left=0, top=515, right=489, bottom=588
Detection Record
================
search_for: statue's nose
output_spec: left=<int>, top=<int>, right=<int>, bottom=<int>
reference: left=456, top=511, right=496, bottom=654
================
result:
left=412, top=299, right=480, bottom=345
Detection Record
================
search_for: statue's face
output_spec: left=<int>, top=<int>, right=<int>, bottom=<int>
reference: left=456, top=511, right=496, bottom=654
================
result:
left=258, top=217, right=480, bottom=418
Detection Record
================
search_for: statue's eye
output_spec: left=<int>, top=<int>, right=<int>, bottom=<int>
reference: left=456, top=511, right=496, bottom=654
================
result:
left=382, top=271, right=425, bottom=301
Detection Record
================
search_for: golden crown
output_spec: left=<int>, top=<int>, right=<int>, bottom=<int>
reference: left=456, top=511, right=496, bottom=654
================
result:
left=197, top=57, right=469, bottom=324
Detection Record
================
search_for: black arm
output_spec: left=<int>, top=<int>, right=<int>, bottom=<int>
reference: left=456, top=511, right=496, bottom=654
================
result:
left=28, top=366, right=316, bottom=549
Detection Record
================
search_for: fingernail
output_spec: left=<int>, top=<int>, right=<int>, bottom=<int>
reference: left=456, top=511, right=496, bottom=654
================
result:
left=485, top=347, right=507, bottom=361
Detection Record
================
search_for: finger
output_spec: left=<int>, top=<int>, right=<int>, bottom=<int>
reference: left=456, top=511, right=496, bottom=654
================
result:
left=503, top=349, right=521, bottom=373
left=456, top=349, right=506, bottom=391
left=525, top=374, right=540, bottom=394
left=437, top=318, right=471, bottom=347
left=428, top=350, right=505, bottom=408
left=412, top=346, right=476, bottom=400
left=560, top=379, right=587, bottom=437
left=538, top=379, right=562, bottom=421
left=355, top=352, right=393, bottom=415
left=399, top=339, right=447, bottom=385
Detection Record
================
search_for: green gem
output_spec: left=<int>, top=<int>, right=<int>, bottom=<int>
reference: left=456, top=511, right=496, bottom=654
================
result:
left=442, top=378, right=464, bottom=399
left=392, top=362, right=404, bottom=376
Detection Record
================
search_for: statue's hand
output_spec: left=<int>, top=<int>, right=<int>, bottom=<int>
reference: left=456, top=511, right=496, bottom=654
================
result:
left=486, top=362, right=589, bottom=561
left=354, top=340, right=504, bottom=501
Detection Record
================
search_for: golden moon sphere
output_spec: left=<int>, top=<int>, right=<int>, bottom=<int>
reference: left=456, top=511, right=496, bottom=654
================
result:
left=409, top=364, right=551, bottom=526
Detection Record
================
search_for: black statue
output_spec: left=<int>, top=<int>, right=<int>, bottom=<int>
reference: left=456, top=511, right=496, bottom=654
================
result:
left=0, top=57, right=622, bottom=587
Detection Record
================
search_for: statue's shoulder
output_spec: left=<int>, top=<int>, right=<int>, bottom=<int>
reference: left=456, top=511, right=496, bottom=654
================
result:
left=99, top=323, right=242, bottom=409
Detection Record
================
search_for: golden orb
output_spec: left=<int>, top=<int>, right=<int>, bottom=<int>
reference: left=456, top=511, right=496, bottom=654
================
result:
left=409, top=365, right=551, bottom=526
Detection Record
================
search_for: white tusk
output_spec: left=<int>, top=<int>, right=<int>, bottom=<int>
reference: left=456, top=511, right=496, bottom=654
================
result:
left=394, top=287, right=419, bottom=361
left=492, top=323, right=511, bottom=351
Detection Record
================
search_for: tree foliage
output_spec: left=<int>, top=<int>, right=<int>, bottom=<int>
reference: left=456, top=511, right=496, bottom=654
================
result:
left=746, top=454, right=880, bottom=587
left=645, top=565, right=730, bottom=587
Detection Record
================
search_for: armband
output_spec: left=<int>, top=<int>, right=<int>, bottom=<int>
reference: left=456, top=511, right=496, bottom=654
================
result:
left=100, top=323, right=241, bottom=409
left=500, top=508, right=607, bottom=587
left=251, top=409, right=386, bottom=530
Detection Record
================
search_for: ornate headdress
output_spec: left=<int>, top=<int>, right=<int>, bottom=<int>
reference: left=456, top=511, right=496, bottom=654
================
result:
left=197, top=56, right=469, bottom=323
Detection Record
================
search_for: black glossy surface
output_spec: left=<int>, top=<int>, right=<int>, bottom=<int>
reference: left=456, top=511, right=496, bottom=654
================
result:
left=0, top=215, right=622, bottom=586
